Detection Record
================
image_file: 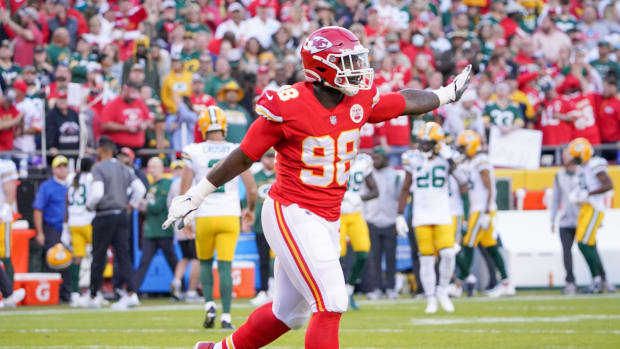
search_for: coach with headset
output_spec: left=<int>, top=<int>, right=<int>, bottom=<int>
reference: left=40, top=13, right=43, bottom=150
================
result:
left=85, top=136, right=146, bottom=309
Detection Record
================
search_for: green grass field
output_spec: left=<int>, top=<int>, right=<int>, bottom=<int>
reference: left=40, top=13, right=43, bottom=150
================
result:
left=1, top=291, right=619, bottom=349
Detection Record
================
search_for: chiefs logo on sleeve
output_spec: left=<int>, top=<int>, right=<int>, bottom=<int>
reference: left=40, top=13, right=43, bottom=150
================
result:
left=304, top=36, right=334, bottom=54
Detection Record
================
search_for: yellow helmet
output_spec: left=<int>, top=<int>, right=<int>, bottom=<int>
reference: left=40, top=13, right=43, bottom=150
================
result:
left=417, top=121, right=445, bottom=142
left=568, top=137, right=593, bottom=164
left=197, top=106, right=227, bottom=137
left=46, top=243, right=72, bottom=270
left=457, top=130, right=481, bottom=158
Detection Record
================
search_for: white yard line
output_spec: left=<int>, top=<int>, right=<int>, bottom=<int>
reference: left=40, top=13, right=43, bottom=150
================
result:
left=411, top=314, right=620, bottom=325
left=1, top=293, right=618, bottom=317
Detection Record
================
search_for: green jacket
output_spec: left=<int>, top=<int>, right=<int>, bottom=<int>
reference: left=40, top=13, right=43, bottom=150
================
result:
left=144, top=178, right=173, bottom=238
left=253, top=169, right=276, bottom=234
left=217, top=102, right=253, bottom=144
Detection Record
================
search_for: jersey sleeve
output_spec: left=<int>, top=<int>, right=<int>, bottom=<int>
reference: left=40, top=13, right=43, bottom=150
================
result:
left=240, top=117, right=285, bottom=162
left=255, top=90, right=283, bottom=123
left=473, top=154, right=492, bottom=172
left=367, top=92, right=406, bottom=123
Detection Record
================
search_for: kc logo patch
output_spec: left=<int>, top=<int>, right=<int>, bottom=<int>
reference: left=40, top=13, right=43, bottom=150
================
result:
left=306, top=36, right=334, bottom=54
left=350, top=104, right=363, bottom=123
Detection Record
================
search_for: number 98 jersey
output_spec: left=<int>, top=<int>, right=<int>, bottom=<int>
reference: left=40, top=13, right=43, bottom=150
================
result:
left=248, top=82, right=381, bottom=221
left=402, top=150, right=451, bottom=227
left=182, top=141, right=241, bottom=217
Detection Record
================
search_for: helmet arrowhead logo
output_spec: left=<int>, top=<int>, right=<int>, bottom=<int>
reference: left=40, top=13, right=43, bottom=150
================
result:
left=306, top=36, right=334, bottom=54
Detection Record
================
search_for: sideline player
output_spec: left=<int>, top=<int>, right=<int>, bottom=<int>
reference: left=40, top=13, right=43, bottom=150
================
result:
left=180, top=105, right=257, bottom=329
left=340, top=152, right=377, bottom=310
left=0, top=158, right=26, bottom=308
left=456, top=130, right=515, bottom=298
left=396, top=122, right=457, bottom=313
left=64, top=158, right=95, bottom=307
left=567, top=138, right=614, bottom=293
left=165, top=27, right=471, bottom=349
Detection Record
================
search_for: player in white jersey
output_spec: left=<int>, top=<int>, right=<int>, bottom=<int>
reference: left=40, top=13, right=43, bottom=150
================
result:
left=456, top=130, right=514, bottom=298
left=0, top=159, right=26, bottom=308
left=339, top=152, right=378, bottom=310
left=567, top=138, right=614, bottom=293
left=64, top=158, right=96, bottom=307
left=181, top=106, right=257, bottom=329
left=396, top=122, right=457, bottom=313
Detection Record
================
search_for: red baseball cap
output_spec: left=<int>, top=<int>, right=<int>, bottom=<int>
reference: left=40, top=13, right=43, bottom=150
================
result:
left=57, top=90, right=68, bottom=99
left=257, top=0, right=270, bottom=7
left=120, top=147, right=135, bottom=161
left=13, top=80, right=28, bottom=94
left=257, top=65, right=269, bottom=74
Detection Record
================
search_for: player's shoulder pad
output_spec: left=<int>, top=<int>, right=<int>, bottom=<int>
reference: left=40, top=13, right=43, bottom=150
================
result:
left=472, top=153, right=490, bottom=167
left=255, top=85, right=300, bottom=123
left=356, top=153, right=373, bottom=173
left=402, top=149, right=423, bottom=170
left=588, top=156, right=607, bottom=171
left=181, top=143, right=199, bottom=162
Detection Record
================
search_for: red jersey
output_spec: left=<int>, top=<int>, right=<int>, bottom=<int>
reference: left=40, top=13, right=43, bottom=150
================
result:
left=100, top=96, right=151, bottom=148
left=596, top=95, right=620, bottom=143
left=358, top=122, right=384, bottom=150
left=535, top=97, right=571, bottom=145
left=560, top=93, right=601, bottom=144
left=0, top=104, right=19, bottom=150
left=240, top=82, right=404, bottom=221
left=191, top=93, right=217, bottom=142
left=114, top=6, right=147, bottom=31
left=377, top=115, right=410, bottom=146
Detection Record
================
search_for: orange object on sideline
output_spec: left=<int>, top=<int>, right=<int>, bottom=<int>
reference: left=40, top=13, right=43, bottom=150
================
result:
left=522, top=190, right=547, bottom=210
left=212, top=262, right=255, bottom=299
left=11, top=229, right=35, bottom=273
left=13, top=273, right=62, bottom=306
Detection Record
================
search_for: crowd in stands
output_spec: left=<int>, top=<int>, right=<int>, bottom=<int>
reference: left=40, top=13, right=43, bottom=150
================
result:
left=0, top=0, right=619, bottom=167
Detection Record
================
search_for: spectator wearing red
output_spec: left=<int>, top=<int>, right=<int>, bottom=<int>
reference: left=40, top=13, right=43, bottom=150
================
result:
left=535, top=80, right=571, bottom=146
left=0, top=90, right=24, bottom=151
left=402, top=33, right=436, bottom=69
left=514, top=39, right=535, bottom=67
left=100, top=81, right=152, bottom=148
left=597, top=76, right=620, bottom=145
left=3, top=7, right=44, bottom=67
left=189, top=74, right=216, bottom=115
left=358, top=123, right=386, bottom=153
left=376, top=114, right=411, bottom=166
left=115, top=0, right=147, bottom=32
left=557, top=75, right=601, bottom=145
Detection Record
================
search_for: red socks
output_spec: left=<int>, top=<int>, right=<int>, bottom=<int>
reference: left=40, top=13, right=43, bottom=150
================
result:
left=221, top=302, right=289, bottom=349
left=305, top=312, right=342, bottom=349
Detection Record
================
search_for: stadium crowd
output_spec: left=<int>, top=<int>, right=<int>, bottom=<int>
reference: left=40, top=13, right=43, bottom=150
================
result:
left=0, top=0, right=619, bottom=165
left=0, top=0, right=619, bottom=314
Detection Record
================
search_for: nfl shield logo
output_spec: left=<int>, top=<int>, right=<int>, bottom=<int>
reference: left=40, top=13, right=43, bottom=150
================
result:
left=330, top=115, right=337, bottom=125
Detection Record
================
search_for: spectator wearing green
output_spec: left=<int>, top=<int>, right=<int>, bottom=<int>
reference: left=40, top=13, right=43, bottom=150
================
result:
left=204, top=57, right=234, bottom=97
left=0, top=40, right=22, bottom=85
left=135, top=157, right=178, bottom=289
left=184, top=2, right=210, bottom=34
left=591, top=41, right=620, bottom=88
left=216, top=80, right=252, bottom=144
left=250, top=149, right=276, bottom=306
left=69, top=36, right=98, bottom=83
left=46, top=28, right=72, bottom=67
left=181, top=32, right=201, bottom=73
left=483, top=83, right=524, bottom=132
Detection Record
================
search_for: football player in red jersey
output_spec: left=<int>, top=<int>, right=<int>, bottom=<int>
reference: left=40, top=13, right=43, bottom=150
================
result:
left=164, top=26, right=471, bottom=349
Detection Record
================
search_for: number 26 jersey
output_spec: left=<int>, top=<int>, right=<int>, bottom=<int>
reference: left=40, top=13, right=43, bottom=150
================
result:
left=402, top=150, right=451, bottom=227
left=241, top=81, right=383, bottom=221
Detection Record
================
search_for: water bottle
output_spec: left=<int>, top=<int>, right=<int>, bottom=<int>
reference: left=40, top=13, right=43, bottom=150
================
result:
left=19, top=158, right=28, bottom=179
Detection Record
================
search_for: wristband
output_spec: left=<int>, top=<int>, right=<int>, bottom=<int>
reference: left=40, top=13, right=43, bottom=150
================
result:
left=186, top=177, right=217, bottom=202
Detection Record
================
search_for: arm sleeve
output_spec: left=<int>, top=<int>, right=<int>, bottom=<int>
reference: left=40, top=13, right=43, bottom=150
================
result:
left=129, top=178, right=147, bottom=209
left=240, top=117, right=285, bottom=162
left=367, top=93, right=407, bottom=123
left=86, top=181, right=104, bottom=210
left=550, top=173, right=560, bottom=224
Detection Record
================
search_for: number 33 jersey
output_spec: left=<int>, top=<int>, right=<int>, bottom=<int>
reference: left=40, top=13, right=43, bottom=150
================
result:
left=245, top=82, right=381, bottom=221
left=67, top=173, right=95, bottom=226
left=183, top=141, right=241, bottom=217
left=402, top=150, right=451, bottom=227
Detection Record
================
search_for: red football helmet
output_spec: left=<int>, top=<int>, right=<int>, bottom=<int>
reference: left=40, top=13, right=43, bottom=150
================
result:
left=301, top=26, right=374, bottom=96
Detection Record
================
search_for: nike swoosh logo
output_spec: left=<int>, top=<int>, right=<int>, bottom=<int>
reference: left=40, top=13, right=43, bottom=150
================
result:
left=265, top=92, right=273, bottom=101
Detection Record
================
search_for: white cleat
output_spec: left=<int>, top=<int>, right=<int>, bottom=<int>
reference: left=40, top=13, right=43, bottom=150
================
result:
left=437, top=288, right=455, bottom=313
left=424, top=296, right=438, bottom=314
left=487, top=280, right=515, bottom=298
left=2, top=288, right=25, bottom=308
left=447, top=282, right=463, bottom=298
left=250, top=290, right=272, bottom=307
left=111, top=293, right=140, bottom=310
left=70, top=292, right=81, bottom=308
